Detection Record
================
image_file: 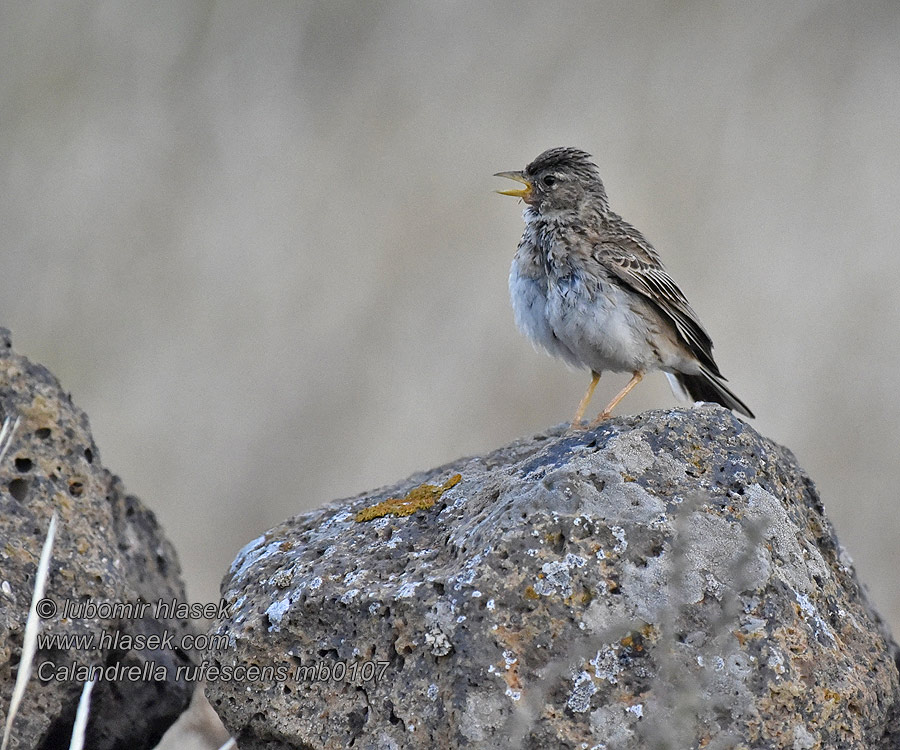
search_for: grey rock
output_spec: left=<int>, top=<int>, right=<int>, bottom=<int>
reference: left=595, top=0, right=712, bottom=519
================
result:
left=0, top=328, right=195, bottom=749
left=206, top=405, right=900, bottom=749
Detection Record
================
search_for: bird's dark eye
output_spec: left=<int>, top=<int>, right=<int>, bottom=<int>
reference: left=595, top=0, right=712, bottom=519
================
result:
left=542, top=175, right=557, bottom=188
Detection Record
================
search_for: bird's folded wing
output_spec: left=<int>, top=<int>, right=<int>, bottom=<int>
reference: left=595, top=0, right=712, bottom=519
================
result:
left=594, top=237, right=724, bottom=378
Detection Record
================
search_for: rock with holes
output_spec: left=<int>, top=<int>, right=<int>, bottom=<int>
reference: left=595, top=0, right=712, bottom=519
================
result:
left=0, top=329, right=195, bottom=749
left=206, top=404, right=900, bottom=749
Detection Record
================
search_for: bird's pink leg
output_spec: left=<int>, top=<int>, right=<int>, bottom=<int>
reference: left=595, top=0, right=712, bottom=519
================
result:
left=571, top=371, right=601, bottom=429
left=591, top=371, right=644, bottom=425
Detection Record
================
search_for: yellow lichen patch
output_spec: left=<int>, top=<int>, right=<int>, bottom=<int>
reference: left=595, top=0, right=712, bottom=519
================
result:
left=56, top=495, right=74, bottom=513
left=564, top=586, right=593, bottom=607
left=523, top=585, right=540, bottom=600
left=20, top=394, right=60, bottom=427
left=758, top=679, right=810, bottom=740
left=355, top=474, right=461, bottom=523
left=620, top=631, right=647, bottom=653
left=492, top=626, right=528, bottom=694
left=544, top=531, right=564, bottom=546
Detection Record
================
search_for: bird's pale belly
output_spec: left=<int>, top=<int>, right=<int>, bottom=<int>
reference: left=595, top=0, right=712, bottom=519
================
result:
left=509, top=271, right=582, bottom=367
left=510, top=265, right=692, bottom=375
left=546, top=277, right=661, bottom=373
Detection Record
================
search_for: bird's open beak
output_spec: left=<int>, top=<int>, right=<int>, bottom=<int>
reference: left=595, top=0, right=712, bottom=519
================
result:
left=494, top=171, right=532, bottom=201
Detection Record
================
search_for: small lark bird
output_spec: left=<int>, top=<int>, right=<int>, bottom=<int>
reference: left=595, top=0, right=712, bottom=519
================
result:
left=496, top=147, right=753, bottom=426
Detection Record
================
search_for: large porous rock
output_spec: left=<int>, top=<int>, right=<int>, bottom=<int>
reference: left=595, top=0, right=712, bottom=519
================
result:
left=0, top=329, right=195, bottom=749
left=206, top=405, right=900, bottom=749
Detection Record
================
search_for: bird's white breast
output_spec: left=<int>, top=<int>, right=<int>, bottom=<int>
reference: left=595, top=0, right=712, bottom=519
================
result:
left=509, top=221, right=670, bottom=375
left=544, top=272, right=659, bottom=373
left=508, top=260, right=581, bottom=368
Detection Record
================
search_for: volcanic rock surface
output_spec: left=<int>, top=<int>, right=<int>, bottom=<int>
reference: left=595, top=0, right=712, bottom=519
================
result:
left=207, top=405, right=900, bottom=749
left=0, top=329, right=195, bottom=750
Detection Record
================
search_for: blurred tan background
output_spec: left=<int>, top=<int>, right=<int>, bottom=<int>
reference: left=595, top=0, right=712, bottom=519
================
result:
left=1, top=2, right=898, bottom=635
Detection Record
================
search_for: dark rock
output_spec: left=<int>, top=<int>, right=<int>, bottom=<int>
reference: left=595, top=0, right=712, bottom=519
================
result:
left=206, top=405, right=900, bottom=749
left=0, top=329, right=195, bottom=750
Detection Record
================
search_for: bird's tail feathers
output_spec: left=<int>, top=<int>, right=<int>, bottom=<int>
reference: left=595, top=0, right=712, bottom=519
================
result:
left=667, top=370, right=754, bottom=419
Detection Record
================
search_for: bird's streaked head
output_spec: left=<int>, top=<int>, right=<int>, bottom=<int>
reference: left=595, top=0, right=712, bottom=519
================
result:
left=495, top=147, right=609, bottom=217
